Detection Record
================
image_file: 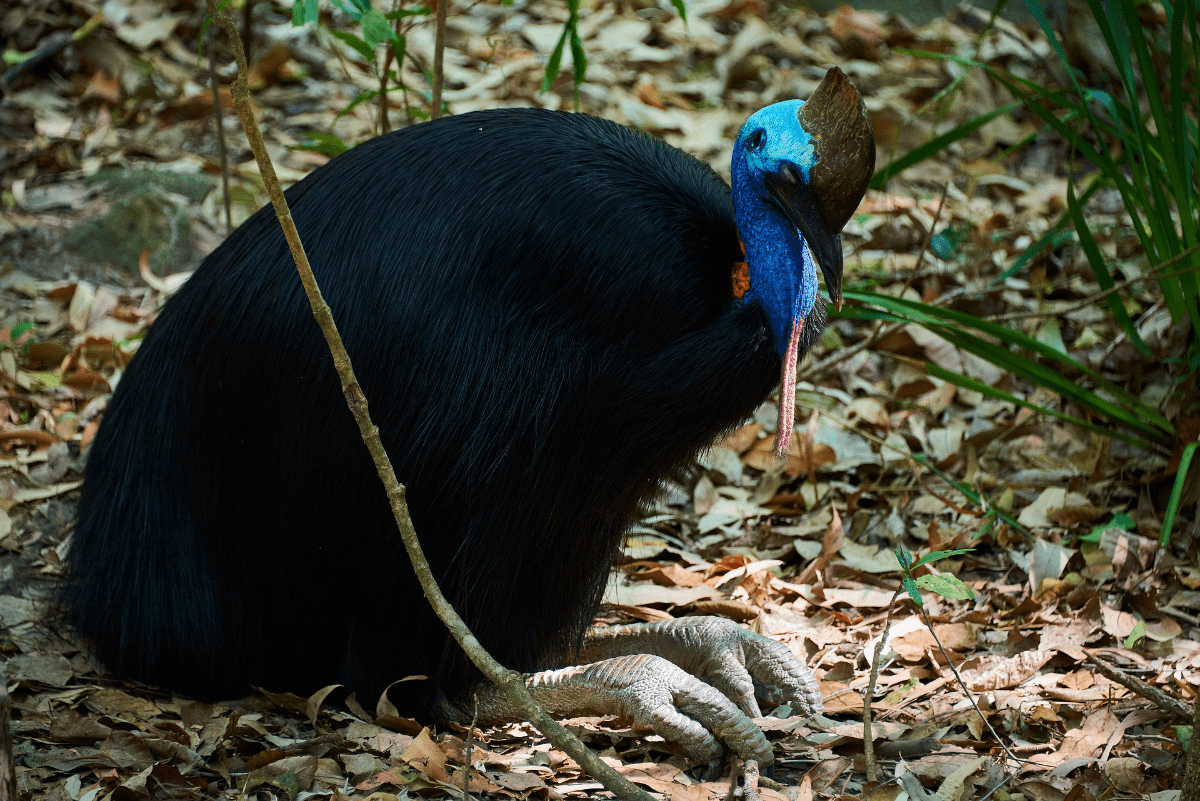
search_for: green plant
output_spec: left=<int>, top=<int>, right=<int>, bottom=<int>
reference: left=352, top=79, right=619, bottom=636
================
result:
left=862, top=547, right=977, bottom=781
left=1013, top=0, right=1199, bottom=355
left=288, top=0, right=433, bottom=139
left=843, top=0, right=1199, bottom=525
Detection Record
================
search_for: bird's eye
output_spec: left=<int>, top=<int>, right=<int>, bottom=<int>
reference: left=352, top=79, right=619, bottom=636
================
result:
left=746, top=130, right=765, bottom=150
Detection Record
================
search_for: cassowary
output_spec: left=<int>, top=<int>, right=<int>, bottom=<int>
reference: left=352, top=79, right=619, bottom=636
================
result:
left=62, top=68, right=873, bottom=771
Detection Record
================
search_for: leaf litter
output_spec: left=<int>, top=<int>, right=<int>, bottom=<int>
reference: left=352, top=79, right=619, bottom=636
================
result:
left=0, top=0, right=1196, bottom=799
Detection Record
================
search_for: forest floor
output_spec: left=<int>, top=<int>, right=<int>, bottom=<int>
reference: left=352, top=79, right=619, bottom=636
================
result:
left=0, top=0, right=1195, bottom=800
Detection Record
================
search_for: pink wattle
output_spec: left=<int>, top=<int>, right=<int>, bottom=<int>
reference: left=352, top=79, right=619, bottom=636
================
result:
left=774, top=314, right=804, bottom=458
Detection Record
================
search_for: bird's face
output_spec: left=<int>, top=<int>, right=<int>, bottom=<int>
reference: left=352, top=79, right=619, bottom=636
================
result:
left=733, top=100, right=843, bottom=318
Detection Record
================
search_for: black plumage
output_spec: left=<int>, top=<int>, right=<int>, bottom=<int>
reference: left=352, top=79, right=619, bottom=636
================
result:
left=63, top=108, right=833, bottom=711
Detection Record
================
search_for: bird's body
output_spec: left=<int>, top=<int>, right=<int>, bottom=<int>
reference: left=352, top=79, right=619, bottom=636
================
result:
left=63, top=74, right=874, bottom=757
left=67, top=109, right=780, bottom=705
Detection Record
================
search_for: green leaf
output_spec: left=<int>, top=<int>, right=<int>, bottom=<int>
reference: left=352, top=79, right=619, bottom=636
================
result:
left=384, top=6, right=432, bottom=19
left=360, top=8, right=398, bottom=49
left=293, top=132, right=351, bottom=157
left=1123, top=619, right=1145, bottom=649
left=569, top=26, right=587, bottom=86
left=1067, top=177, right=1150, bottom=354
left=930, top=225, right=964, bottom=259
left=901, top=575, right=922, bottom=607
left=914, top=574, right=976, bottom=601
left=540, top=27, right=569, bottom=94
left=670, top=0, right=687, bottom=22
left=329, top=0, right=363, bottom=19
left=334, top=88, right=379, bottom=121
left=894, top=547, right=913, bottom=571
left=24, top=371, right=61, bottom=387
left=1080, top=512, right=1135, bottom=543
left=329, top=28, right=374, bottom=62
left=911, top=548, right=974, bottom=570
left=269, top=769, right=300, bottom=801
left=1176, top=724, right=1193, bottom=752
left=10, top=321, right=33, bottom=341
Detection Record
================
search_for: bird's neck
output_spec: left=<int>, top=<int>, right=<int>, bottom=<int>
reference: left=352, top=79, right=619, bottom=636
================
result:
left=731, top=185, right=813, bottom=359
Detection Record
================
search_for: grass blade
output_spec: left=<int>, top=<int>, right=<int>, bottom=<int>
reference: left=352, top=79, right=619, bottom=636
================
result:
left=1161, top=441, right=1198, bottom=546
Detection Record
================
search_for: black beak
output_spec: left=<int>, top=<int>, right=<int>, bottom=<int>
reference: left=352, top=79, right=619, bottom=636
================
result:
left=765, top=165, right=844, bottom=311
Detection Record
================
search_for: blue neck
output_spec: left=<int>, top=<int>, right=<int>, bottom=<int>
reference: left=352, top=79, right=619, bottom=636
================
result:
left=731, top=158, right=816, bottom=359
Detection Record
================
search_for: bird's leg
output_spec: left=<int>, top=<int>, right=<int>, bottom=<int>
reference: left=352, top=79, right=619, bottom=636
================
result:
left=576, top=617, right=822, bottom=720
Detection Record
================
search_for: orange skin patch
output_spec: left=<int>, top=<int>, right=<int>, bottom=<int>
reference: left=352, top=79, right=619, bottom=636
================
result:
left=731, top=238, right=750, bottom=300
left=731, top=261, right=750, bottom=300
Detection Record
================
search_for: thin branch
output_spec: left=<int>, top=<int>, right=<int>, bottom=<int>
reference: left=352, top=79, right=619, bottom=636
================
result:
left=915, top=604, right=1020, bottom=766
left=863, top=586, right=903, bottom=783
left=462, top=694, right=478, bottom=801
left=202, top=4, right=651, bottom=799
left=209, top=39, right=232, bottom=236
left=1086, top=656, right=1193, bottom=719
left=1183, top=691, right=1200, bottom=801
left=431, top=0, right=446, bottom=119
left=0, top=686, right=14, bottom=801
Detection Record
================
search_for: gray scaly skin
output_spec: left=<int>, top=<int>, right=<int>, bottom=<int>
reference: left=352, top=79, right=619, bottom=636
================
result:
left=465, top=617, right=821, bottom=778
left=579, top=617, right=823, bottom=720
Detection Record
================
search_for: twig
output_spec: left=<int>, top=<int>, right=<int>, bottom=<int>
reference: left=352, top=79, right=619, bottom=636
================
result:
left=241, top=0, right=253, bottom=65
left=201, top=4, right=651, bottom=799
left=0, top=686, right=14, bottom=801
left=905, top=181, right=951, bottom=286
left=1086, top=656, right=1193, bottom=719
left=379, top=48, right=391, bottom=134
left=741, top=759, right=762, bottom=801
left=462, top=694, right=478, bottom=801
left=1183, top=691, right=1200, bottom=801
left=863, top=586, right=903, bottom=783
left=209, top=38, right=232, bottom=236
left=431, top=0, right=447, bottom=119
left=915, top=605, right=1021, bottom=766
left=0, top=12, right=102, bottom=96
left=723, top=759, right=740, bottom=801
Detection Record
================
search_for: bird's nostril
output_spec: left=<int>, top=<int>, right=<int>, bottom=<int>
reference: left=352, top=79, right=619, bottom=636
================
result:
left=778, top=164, right=800, bottom=185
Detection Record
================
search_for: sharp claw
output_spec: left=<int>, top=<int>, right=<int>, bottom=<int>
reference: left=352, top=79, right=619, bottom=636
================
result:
left=696, top=755, right=725, bottom=782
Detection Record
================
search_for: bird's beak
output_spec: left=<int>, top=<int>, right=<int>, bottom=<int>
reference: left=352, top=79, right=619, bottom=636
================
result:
left=765, top=168, right=843, bottom=310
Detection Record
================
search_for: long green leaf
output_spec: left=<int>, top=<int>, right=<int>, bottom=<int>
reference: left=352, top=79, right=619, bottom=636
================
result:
left=1161, top=441, right=1199, bottom=546
left=842, top=291, right=1173, bottom=431
left=1066, top=176, right=1151, bottom=353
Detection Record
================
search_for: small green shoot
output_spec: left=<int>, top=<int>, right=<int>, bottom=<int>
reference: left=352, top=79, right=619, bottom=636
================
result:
left=1123, top=619, right=1146, bottom=650
left=1078, top=513, right=1134, bottom=544
left=896, top=547, right=975, bottom=607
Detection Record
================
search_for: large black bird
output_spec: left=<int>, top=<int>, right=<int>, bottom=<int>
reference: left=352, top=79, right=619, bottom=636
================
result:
left=62, top=68, right=873, bottom=769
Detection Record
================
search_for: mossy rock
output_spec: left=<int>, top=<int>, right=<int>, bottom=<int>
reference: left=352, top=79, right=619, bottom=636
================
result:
left=67, top=180, right=202, bottom=274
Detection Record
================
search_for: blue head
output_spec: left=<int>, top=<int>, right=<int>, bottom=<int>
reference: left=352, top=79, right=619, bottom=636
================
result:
left=729, top=68, right=875, bottom=359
